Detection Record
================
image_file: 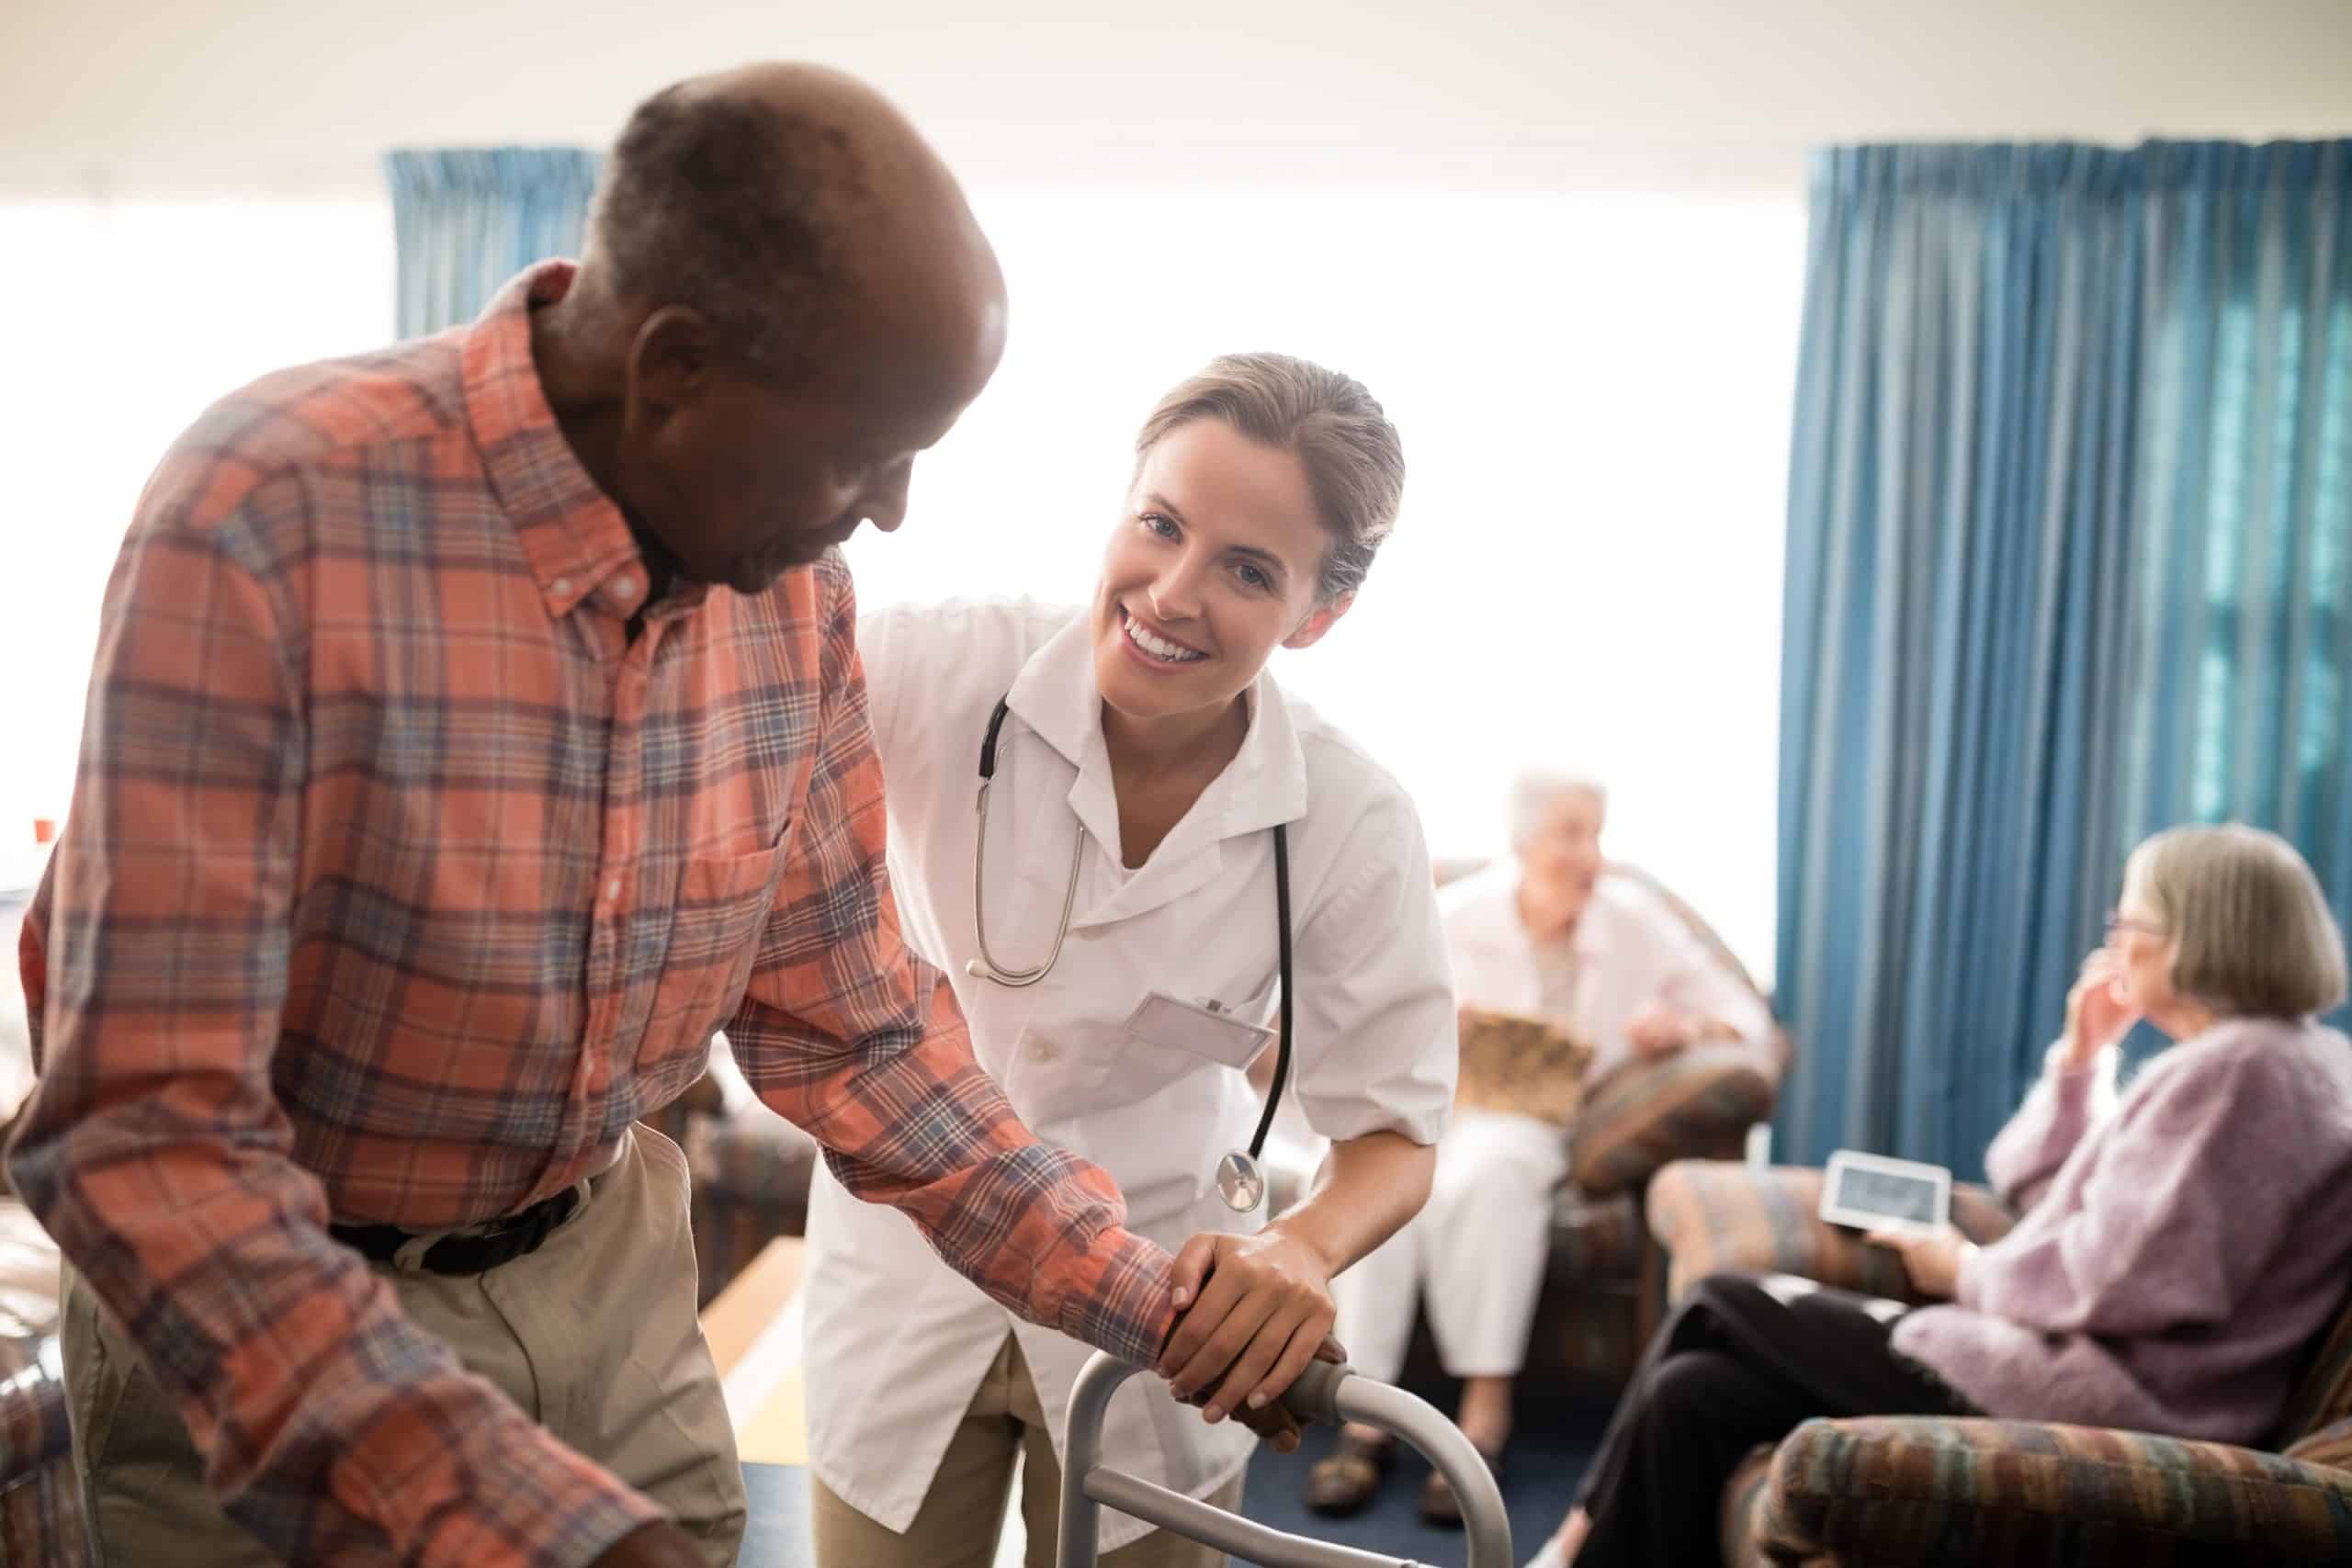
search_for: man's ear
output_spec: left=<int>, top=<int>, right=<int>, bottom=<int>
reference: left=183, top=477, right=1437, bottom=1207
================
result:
left=623, top=305, right=719, bottom=428
left=1282, top=591, right=1354, bottom=651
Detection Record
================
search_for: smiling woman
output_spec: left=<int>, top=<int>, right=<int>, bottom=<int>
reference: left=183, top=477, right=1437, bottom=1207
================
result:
left=801, top=352, right=1458, bottom=1568
left=1088, top=354, right=1400, bottom=863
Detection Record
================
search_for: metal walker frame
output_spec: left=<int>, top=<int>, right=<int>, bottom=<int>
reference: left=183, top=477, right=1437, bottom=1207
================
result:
left=1055, top=1353, right=1512, bottom=1568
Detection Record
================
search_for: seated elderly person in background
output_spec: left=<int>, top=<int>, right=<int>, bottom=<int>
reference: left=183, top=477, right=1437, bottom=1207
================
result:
left=1525, top=822, right=2352, bottom=1568
left=1308, top=769, right=1774, bottom=1520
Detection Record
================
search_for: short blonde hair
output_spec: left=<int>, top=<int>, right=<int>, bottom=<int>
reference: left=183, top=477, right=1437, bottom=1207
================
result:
left=2127, top=824, right=2348, bottom=1020
left=1135, top=353, right=1404, bottom=604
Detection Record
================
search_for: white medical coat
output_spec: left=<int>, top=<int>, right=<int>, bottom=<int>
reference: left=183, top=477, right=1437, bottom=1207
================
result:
left=804, top=600, right=1455, bottom=1547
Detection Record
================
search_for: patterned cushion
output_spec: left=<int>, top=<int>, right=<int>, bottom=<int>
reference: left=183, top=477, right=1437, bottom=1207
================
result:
left=1719, top=1444, right=1776, bottom=1568
left=0, top=1335, right=68, bottom=1488
left=2288, top=1415, right=2352, bottom=1474
left=1647, top=1160, right=2016, bottom=1304
left=0, top=1464, right=85, bottom=1568
left=1758, top=1416, right=2352, bottom=1566
left=1570, top=1046, right=1778, bottom=1197
left=0, top=1334, right=82, bottom=1567
left=2278, top=1292, right=2352, bottom=1448
left=1548, top=1187, right=1645, bottom=1281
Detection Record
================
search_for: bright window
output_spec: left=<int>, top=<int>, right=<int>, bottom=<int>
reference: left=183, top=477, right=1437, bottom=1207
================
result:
left=0, top=200, right=395, bottom=859
left=850, top=189, right=1805, bottom=975
left=0, top=188, right=1803, bottom=976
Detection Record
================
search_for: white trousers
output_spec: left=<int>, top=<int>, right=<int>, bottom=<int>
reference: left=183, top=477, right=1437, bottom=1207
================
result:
left=1333, top=1108, right=1566, bottom=1382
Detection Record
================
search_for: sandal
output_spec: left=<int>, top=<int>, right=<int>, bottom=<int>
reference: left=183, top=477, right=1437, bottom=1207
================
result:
left=1304, top=1429, right=1393, bottom=1517
left=1419, top=1443, right=1506, bottom=1526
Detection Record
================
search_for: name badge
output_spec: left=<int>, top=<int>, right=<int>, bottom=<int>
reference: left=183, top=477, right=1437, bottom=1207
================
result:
left=1124, top=990, right=1275, bottom=1069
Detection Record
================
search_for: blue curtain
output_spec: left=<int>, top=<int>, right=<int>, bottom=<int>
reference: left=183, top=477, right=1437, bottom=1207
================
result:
left=1776, top=141, right=2352, bottom=1178
left=383, top=149, right=603, bottom=338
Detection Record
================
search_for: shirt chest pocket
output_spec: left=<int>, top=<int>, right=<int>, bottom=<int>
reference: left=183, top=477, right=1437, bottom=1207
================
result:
left=1125, top=991, right=1275, bottom=1069
left=1107, top=976, right=1279, bottom=1101
left=644, top=833, right=793, bottom=1066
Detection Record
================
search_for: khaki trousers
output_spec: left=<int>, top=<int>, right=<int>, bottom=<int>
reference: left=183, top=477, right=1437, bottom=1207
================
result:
left=811, top=1336, right=1245, bottom=1568
left=61, top=1126, right=746, bottom=1566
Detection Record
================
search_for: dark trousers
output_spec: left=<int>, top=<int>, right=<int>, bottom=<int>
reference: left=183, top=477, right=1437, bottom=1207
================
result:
left=1573, top=1271, right=1977, bottom=1568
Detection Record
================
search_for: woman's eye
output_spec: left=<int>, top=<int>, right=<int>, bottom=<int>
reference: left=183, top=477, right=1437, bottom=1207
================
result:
left=1236, top=563, right=1271, bottom=591
left=1142, top=512, right=1179, bottom=538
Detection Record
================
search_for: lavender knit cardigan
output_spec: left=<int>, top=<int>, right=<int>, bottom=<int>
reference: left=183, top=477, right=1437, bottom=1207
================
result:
left=1893, top=1016, right=2352, bottom=1443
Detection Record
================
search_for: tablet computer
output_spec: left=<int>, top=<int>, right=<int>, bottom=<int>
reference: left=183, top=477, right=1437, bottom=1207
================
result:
left=1818, top=1150, right=1951, bottom=1236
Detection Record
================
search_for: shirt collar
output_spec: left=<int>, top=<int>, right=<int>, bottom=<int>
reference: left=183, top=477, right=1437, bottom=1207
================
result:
left=461, top=260, right=704, bottom=622
left=1002, top=611, right=1311, bottom=852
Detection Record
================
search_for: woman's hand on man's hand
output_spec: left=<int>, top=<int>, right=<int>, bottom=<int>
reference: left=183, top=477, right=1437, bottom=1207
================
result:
left=1157, top=1229, right=1339, bottom=1447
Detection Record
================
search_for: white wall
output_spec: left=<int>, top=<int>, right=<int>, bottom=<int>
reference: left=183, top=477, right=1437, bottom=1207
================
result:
left=6, top=0, right=2350, bottom=198
left=1, top=0, right=2346, bottom=973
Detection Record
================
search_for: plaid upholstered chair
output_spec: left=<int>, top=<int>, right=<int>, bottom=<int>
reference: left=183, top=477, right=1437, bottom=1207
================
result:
left=0, top=901, right=85, bottom=1568
left=0, top=1300, right=81, bottom=1568
left=0, top=1139, right=85, bottom=1568
left=1426, top=861, right=1790, bottom=1391
left=1646, top=1158, right=2352, bottom=1565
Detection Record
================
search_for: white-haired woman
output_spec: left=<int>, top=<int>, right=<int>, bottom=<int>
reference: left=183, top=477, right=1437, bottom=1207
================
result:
left=802, top=354, right=1458, bottom=1568
left=1310, top=770, right=1775, bottom=1520
left=1529, top=823, right=2352, bottom=1568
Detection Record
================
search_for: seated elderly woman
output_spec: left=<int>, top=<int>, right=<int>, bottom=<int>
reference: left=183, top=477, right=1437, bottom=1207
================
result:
left=1308, top=769, right=1775, bottom=1520
left=1525, top=822, right=2352, bottom=1568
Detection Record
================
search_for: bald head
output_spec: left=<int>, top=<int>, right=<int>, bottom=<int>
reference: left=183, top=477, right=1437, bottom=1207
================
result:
left=584, top=62, right=1004, bottom=390
left=536, top=65, right=1011, bottom=596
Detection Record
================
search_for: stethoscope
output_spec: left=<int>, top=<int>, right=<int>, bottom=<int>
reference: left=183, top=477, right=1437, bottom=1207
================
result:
left=966, top=697, right=1293, bottom=1214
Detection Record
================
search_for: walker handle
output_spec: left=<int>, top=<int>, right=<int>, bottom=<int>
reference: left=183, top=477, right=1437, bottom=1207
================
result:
left=1056, top=1352, right=1511, bottom=1568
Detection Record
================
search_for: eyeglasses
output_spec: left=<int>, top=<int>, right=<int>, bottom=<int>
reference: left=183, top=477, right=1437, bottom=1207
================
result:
left=2104, top=909, right=2168, bottom=941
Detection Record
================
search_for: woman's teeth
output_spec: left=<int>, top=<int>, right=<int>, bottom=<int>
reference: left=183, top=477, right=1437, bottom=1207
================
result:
left=1123, top=611, right=1205, bottom=663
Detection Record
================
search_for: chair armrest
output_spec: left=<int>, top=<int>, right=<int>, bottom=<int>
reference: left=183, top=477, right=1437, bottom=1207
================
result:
left=0, top=1335, right=68, bottom=1488
left=1569, top=1044, right=1776, bottom=1197
left=680, top=1105, right=819, bottom=1210
left=1645, top=1160, right=2015, bottom=1303
left=2287, top=1414, right=2352, bottom=1470
left=1758, top=1415, right=2352, bottom=1566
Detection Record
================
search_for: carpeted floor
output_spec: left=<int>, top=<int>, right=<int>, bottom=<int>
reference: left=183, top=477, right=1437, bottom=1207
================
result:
left=1234, top=1381, right=1612, bottom=1567
left=737, top=1377, right=1617, bottom=1568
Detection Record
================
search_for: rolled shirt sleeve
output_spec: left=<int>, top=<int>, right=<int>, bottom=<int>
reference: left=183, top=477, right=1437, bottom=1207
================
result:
left=726, top=560, right=1178, bottom=1365
left=1290, top=784, right=1458, bottom=1147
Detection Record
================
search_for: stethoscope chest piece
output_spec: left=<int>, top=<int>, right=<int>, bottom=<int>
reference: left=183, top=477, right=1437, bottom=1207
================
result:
left=1215, top=1150, right=1268, bottom=1214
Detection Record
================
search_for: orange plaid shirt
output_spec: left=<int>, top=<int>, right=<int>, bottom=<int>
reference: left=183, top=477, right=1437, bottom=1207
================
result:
left=8, top=262, right=1175, bottom=1568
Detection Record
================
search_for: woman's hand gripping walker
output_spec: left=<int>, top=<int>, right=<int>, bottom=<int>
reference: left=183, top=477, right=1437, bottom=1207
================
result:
left=1057, top=1353, right=1512, bottom=1568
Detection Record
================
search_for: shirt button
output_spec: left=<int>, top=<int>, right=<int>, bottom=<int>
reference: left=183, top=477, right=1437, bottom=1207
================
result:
left=551, top=576, right=574, bottom=599
left=1028, top=1038, right=1057, bottom=1063
left=603, top=875, right=623, bottom=903
left=609, top=574, right=639, bottom=604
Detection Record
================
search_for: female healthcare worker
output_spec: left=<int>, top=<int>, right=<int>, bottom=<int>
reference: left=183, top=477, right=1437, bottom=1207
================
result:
left=805, top=353, right=1459, bottom=1568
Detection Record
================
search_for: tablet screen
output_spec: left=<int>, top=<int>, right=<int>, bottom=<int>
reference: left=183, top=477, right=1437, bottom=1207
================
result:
left=1832, top=1164, right=1942, bottom=1225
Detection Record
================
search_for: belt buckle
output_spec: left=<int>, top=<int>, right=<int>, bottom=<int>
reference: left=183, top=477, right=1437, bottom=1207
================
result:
left=418, top=1187, right=576, bottom=1276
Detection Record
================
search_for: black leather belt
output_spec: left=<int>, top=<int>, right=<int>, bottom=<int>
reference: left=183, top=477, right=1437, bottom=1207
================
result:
left=330, top=1187, right=580, bottom=1277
